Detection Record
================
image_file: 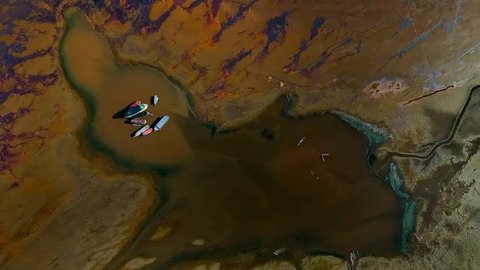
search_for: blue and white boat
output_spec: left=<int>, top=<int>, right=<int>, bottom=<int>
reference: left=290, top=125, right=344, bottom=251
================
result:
left=152, top=115, right=170, bottom=132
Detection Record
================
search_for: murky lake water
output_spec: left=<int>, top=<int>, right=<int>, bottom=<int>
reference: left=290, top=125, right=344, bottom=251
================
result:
left=61, top=9, right=402, bottom=268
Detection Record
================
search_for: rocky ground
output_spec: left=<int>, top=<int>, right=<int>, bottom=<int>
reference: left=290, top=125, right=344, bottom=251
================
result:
left=1, top=0, right=480, bottom=269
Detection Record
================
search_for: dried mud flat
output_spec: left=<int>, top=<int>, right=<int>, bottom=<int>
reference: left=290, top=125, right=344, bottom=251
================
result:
left=2, top=0, right=480, bottom=269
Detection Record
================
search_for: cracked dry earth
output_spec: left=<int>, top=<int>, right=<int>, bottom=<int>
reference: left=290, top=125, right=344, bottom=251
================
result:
left=2, top=0, right=480, bottom=269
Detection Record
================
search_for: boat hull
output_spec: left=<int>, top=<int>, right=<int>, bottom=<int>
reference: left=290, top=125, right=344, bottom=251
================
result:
left=125, top=104, right=148, bottom=118
left=152, top=115, right=170, bottom=131
left=133, top=125, right=150, bottom=137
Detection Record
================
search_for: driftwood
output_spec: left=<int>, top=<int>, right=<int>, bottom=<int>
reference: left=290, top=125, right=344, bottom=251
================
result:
left=347, top=250, right=360, bottom=270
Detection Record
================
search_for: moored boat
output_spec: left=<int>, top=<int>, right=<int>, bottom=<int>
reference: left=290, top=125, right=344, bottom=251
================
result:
left=124, top=104, right=148, bottom=118
left=133, top=125, right=149, bottom=137
left=152, top=95, right=159, bottom=106
left=129, top=100, right=141, bottom=108
left=135, top=111, right=149, bottom=118
left=152, top=115, right=170, bottom=131
left=129, top=117, right=148, bottom=126
left=141, top=127, right=154, bottom=136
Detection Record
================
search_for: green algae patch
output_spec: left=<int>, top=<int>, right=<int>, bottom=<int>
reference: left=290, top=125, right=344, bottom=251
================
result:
left=386, top=162, right=417, bottom=255
left=386, top=163, right=410, bottom=200
left=401, top=200, right=417, bottom=254
left=330, top=110, right=389, bottom=146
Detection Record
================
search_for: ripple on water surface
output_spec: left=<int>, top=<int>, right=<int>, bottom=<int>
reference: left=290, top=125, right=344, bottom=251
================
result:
left=61, top=9, right=403, bottom=268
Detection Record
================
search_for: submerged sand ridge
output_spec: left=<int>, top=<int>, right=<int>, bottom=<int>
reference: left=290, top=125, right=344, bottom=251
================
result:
left=61, top=8, right=404, bottom=269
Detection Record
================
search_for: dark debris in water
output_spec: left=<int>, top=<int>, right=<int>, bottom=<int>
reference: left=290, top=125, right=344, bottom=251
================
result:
left=261, top=128, right=275, bottom=141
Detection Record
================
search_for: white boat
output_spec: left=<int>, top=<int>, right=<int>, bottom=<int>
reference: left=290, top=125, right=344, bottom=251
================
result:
left=152, top=95, right=159, bottom=106
left=133, top=125, right=150, bottom=137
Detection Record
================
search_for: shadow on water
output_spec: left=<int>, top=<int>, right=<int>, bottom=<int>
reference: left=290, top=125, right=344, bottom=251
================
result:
left=112, top=107, right=128, bottom=119
left=60, top=8, right=404, bottom=269
left=112, top=103, right=135, bottom=119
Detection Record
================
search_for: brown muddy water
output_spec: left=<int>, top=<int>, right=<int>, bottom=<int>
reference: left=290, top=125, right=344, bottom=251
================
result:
left=61, top=9, right=402, bottom=269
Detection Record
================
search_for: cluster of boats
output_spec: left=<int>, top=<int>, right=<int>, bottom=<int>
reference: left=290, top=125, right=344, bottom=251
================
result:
left=122, top=95, right=170, bottom=137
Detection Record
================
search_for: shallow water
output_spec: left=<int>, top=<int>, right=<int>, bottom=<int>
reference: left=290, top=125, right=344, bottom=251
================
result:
left=61, top=9, right=402, bottom=268
left=61, top=9, right=192, bottom=166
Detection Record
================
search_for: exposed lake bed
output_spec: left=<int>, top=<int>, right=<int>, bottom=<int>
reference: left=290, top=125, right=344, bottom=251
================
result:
left=4, top=0, right=480, bottom=269
left=61, top=8, right=407, bottom=269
